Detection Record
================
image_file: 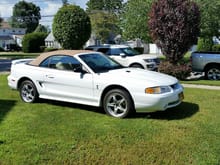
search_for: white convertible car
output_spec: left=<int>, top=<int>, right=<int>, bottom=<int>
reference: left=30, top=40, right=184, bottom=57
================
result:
left=8, top=50, right=184, bottom=118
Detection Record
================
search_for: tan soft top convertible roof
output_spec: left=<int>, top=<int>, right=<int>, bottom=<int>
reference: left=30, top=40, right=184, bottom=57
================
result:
left=29, top=50, right=93, bottom=66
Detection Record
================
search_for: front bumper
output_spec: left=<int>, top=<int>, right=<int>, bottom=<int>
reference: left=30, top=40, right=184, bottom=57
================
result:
left=134, top=88, right=184, bottom=113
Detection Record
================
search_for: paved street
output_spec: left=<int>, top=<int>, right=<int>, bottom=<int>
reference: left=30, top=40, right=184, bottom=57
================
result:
left=0, top=59, right=12, bottom=72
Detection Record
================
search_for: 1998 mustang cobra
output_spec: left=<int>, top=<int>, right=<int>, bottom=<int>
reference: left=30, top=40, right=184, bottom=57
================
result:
left=8, top=50, right=184, bottom=118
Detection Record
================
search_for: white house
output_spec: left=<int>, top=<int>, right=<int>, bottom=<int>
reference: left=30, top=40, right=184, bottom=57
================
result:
left=45, top=32, right=61, bottom=49
left=0, top=21, right=26, bottom=49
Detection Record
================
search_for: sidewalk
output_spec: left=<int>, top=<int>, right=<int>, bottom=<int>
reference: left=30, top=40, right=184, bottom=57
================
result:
left=182, top=84, right=220, bottom=90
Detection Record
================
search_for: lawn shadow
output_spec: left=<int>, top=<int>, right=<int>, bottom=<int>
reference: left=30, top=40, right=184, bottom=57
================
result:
left=0, top=99, right=16, bottom=123
left=40, top=99, right=105, bottom=115
left=0, top=99, right=16, bottom=145
left=135, top=102, right=199, bottom=120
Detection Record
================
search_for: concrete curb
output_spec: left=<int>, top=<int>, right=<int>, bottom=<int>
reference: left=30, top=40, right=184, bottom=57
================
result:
left=182, top=84, right=220, bottom=90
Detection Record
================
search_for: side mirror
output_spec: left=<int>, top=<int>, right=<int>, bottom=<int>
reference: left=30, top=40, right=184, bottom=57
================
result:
left=120, top=53, right=126, bottom=58
left=74, top=64, right=88, bottom=73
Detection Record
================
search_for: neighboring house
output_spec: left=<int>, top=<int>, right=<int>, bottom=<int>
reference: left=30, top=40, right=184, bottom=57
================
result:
left=0, top=21, right=26, bottom=49
left=45, top=32, right=61, bottom=49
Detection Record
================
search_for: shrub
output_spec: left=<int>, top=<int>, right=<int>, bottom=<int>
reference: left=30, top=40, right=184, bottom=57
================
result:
left=148, top=0, right=200, bottom=64
left=22, top=32, right=47, bottom=53
left=212, top=44, right=220, bottom=52
left=44, top=47, right=59, bottom=52
left=53, top=5, right=91, bottom=49
left=197, top=37, right=213, bottom=51
left=159, top=61, right=191, bottom=80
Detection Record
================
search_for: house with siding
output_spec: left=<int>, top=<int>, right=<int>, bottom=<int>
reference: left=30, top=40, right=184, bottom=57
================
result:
left=0, top=21, right=26, bottom=49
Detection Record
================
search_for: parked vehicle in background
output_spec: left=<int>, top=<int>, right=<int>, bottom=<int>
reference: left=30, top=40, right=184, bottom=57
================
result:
left=191, top=51, right=220, bottom=80
left=4, top=44, right=21, bottom=51
left=85, top=44, right=160, bottom=71
left=8, top=50, right=183, bottom=118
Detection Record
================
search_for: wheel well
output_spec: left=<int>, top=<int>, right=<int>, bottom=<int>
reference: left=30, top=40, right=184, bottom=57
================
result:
left=204, top=63, right=220, bottom=72
left=17, top=77, right=32, bottom=89
left=129, top=63, right=144, bottom=68
left=100, top=85, right=134, bottom=107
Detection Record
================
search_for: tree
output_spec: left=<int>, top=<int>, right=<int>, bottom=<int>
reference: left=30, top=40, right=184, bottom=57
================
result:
left=120, top=0, right=153, bottom=43
left=62, top=0, right=69, bottom=6
left=86, top=0, right=123, bottom=44
left=53, top=5, right=91, bottom=49
left=10, top=1, right=41, bottom=33
left=86, top=0, right=123, bottom=14
left=194, top=0, right=220, bottom=38
left=34, top=24, right=50, bottom=33
left=148, top=0, right=200, bottom=64
left=89, top=11, right=120, bottom=43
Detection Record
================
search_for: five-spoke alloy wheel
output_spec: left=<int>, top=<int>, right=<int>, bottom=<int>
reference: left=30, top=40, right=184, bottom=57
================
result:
left=19, top=80, right=38, bottom=103
left=103, top=89, right=134, bottom=118
left=205, top=65, right=220, bottom=80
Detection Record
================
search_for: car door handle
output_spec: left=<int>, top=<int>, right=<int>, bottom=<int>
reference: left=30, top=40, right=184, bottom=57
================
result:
left=46, top=75, right=55, bottom=79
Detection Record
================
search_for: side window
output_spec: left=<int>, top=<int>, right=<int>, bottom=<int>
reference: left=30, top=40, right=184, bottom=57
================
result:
left=110, top=48, right=122, bottom=56
left=97, top=48, right=110, bottom=55
left=39, top=55, right=81, bottom=71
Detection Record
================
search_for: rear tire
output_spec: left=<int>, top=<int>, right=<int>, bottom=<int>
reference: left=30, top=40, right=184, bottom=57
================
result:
left=19, top=80, right=39, bottom=103
left=103, top=89, right=135, bottom=118
left=205, top=65, right=220, bottom=80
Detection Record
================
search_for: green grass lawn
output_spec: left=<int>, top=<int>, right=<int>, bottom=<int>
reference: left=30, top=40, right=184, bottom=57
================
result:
left=0, top=74, right=220, bottom=165
left=181, top=79, right=220, bottom=86
left=0, top=52, right=39, bottom=59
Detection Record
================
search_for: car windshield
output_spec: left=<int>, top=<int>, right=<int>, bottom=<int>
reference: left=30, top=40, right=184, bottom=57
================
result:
left=120, top=47, right=140, bottom=56
left=79, top=53, right=124, bottom=73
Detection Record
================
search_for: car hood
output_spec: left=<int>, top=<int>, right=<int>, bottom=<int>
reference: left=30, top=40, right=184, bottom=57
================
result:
left=98, top=68, right=178, bottom=87
left=136, top=54, right=158, bottom=59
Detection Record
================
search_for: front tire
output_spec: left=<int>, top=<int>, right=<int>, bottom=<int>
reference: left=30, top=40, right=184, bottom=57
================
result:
left=103, top=89, right=134, bottom=118
left=205, top=65, right=220, bottom=80
left=130, top=64, right=144, bottom=69
left=19, top=80, right=39, bottom=103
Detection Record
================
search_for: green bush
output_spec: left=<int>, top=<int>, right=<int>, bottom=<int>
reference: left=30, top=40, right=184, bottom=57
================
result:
left=22, top=32, right=47, bottom=53
left=44, top=47, right=59, bottom=52
left=159, top=61, right=191, bottom=80
left=212, top=44, right=220, bottom=52
left=53, top=5, right=91, bottom=49
left=197, top=37, right=213, bottom=51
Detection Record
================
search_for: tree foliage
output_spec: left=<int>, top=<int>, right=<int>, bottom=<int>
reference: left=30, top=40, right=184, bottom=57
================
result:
left=86, top=0, right=123, bottom=44
left=53, top=5, right=91, bottom=49
left=120, top=0, right=153, bottom=42
left=62, top=0, right=69, bottom=6
left=22, top=32, right=47, bottom=53
left=34, top=24, right=50, bottom=33
left=10, top=1, right=41, bottom=33
left=194, top=0, right=220, bottom=38
left=86, top=0, right=123, bottom=13
left=89, top=11, right=120, bottom=43
left=148, top=0, right=200, bottom=63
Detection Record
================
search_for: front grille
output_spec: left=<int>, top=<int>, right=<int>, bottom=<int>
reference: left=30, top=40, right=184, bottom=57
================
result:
left=170, top=83, right=179, bottom=90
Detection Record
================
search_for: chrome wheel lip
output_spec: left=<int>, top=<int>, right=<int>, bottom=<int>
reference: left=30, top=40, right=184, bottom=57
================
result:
left=106, top=93, right=128, bottom=117
left=207, top=68, right=220, bottom=80
left=21, top=84, right=35, bottom=102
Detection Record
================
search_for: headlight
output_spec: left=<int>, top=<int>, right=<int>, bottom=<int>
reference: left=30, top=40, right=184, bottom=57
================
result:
left=144, top=59, right=154, bottom=63
left=145, top=86, right=171, bottom=94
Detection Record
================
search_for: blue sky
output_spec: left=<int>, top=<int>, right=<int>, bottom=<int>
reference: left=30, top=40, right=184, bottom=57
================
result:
left=0, top=0, right=89, bottom=27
